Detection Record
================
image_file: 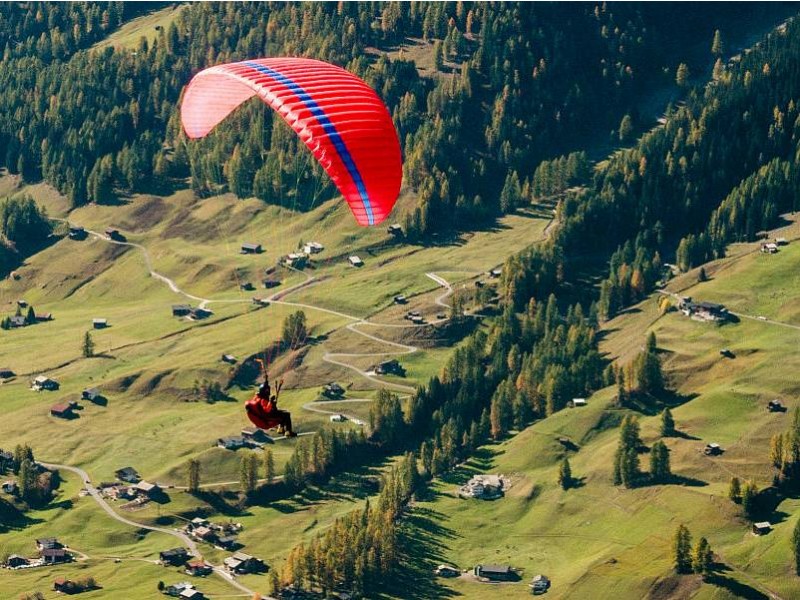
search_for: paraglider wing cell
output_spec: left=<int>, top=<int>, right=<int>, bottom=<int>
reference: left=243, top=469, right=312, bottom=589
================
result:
left=181, top=58, right=402, bottom=226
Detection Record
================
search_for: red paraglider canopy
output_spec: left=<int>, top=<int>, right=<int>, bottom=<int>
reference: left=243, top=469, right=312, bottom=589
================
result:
left=181, top=57, right=402, bottom=226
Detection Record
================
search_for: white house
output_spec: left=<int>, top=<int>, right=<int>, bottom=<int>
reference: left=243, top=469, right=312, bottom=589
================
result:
left=348, top=255, right=364, bottom=267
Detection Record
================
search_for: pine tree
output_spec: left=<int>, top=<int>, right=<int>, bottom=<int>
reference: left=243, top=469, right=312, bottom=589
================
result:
left=239, top=452, right=259, bottom=496
left=650, top=441, right=671, bottom=482
left=25, top=305, right=36, bottom=325
left=661, top=408, right=675, bottom=436
left=711, top=29, right=724, bottom=57
left=728, top=476, right=741, bottom=503
left=82, top=331, right=95, bottom=358
left=187, top=459, right=200, bottom=493
left=264, top=449, right=275, bottom=484
left=692, top=537, right=713, bottom=577
left=792, top=517, right=800, bottom=575
left=673, top=524, right=693, bottom=574
left=741, top=481, right=759, bottom=519
left=558, top=457, right=572, bottom=490
left=698, top=266, right=707, bottom=282
left=676, top=63, right=690, bottom=88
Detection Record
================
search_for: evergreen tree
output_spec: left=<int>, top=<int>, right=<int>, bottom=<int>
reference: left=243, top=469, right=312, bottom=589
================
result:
left=187, top=459, right=200, bottom=493
left=25, top=305, right=36, bottom=325
left=728, top=476, right=741, bottom=503
left=649, top=441, right=671, bottom=482
left=239, top=451, right=259, bottom=496
left=673, top=524, right=693, bottom=574
left=741, top=481, right=759, bottom=519
left=660, top=408, right=675, bottom=436
left=676, top=62, right=690, bottom=87
left=792, top=517, right=800, bottom=575
left=692, top=537, right=713, bottom=577
left=264, top=449, right=275, bottom=484
left=558, top=457, right=572, bottom=490
left=711, top=29, right=724, bottom=57
left=698, top=266, right=707, bottom=282
left=82, top=331, right=95, bottom=358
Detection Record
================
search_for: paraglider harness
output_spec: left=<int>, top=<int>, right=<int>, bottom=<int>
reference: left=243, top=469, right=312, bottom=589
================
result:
left=245, top=359, right=296, bottom=437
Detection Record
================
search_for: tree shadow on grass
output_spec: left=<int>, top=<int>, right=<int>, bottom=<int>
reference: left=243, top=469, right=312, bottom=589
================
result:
left=374, top=507, right=461, bottom=600
left=705, top=574, right=768, bottom=600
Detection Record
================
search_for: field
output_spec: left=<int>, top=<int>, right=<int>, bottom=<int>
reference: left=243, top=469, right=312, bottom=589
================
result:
left=0, top=178, right=551, bottom=598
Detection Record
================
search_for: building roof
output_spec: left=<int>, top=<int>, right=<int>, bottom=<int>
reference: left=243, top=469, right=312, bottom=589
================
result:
left=173, top=304, right=192, bottom=311
left=161, top=547, right=188, bottom=557
left=479, top=564, right=512, bottom=574
left=232, top=551, right=254, bottom=561
left=754, top=521, right=772, bottom=529
left=135, top=480, right=158, bottom=492
left=41, top=548, right=67, bottom=557
left=50, top=403, right=72, bottom=414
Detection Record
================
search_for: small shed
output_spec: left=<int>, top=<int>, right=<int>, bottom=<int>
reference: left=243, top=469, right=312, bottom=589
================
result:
left=0, top=367, right=14, bottom=378
left=221, top=354, right=238, bottom=365
left=348, top=255, right=364, bottom=267
left=394, top=295, right=407, bottom=304
left=262, top=279, right=281, bottom=289
left=704, top=443, right=723, bottom=456
left=105, top=228, right=123, bottom=241
left=172, top=304, right=192, bottom=317
left=768, top=399, right=785, bottom=412
left=323, top=382, right=345, bottom=398
left=6, top=554, right=28, bottom=568
left=135, top=480, right=160, bottom=497
left=50, top=404, right=73, bottom=419
left=115, top=466, right=140, bottom=483
left=387, top=224, right=403, bottom=236
left=32, top=375, right=58, bottom=392
left=474, top=564, right=515, bottom=581
left=159, top=547, right=190, bottom=565
left=92, top=318, right=108, bottom=329
left=329, top=414, right=347, bottom=423
left=304, top=241, right=324, bottom=254
left=82, top=388, right=102, bottom=402
left=36, top=312, right=53, bottom=322
left=241, top=243, right=262, bottom=254
left=753, top=522, right=772, bottom=535
left=434, top=564, right=460, bottom=577
left=571, top=398, right=587, bottom=408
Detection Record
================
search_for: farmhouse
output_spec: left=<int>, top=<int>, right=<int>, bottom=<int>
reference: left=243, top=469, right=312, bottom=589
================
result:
left=36, top=312, right=53, bottom=322
left=680, top=300, right=729, bottom=322
left=186, top=560, right=213, bottom=577
left=216, top=535, right=239, bottom=551
left=223, top=552, right=265, bottom=574
left=348, top=255, right=364, bottom=267
left=36, top=538, right=63, bottom=552
left=191, top=526, right=216, bottom=542
left=31, top=375, right=59, bottom=392
left=6, top=554, right=28, bottom=568
left=92, top=318, right=108, bottom=329
left=753, top=522, right=772, bottom=535
left=160, top=547, right=190, bottom=566
left=221, top=354, right=238, bottom=364
left=434, top=564, right=460, bottom=577
left=41, top=548, right=69, bottom=564
left=459, top=474, right=505, bottom=500
left=474, top=564, right=516, bottom=581
left=135, top=481, right=161, bottom=497
left=50, top=403, right=74, bottom=419
left=164, top=581, right=194, bottom=596
left=761, top=242, right=779, bottom=254
left=375, top=359, right=404, bottom=376
left=68, top=225, right=87, bottom=240
left=172, top=304, right=192, bottom=317
left=284, top=252, right=307, bottom=268
left=115, top=467, right=141, bottom=483
left=304, top=241, right=324, bottom=254
left=241, top=242, right=262, bottom=254
left=0, top=367, right=14, bottom=378
left=323, top=382, right=345, bottom=398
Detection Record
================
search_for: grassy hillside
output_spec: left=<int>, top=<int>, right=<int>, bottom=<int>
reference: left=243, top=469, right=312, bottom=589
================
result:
left=408, top=218, right=800, bottom=600
left=0, top=178, right=551, bottom=598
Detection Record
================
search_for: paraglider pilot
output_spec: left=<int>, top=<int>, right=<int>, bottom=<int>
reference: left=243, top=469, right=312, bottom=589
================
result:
left=245, top=360, right=296, bottom=437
